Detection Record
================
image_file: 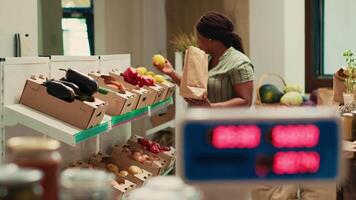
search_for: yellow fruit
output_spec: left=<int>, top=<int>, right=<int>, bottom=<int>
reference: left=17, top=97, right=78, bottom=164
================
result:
left=154, top=74, right=166, bottom=83
left=136, top=67, right=147, bottom=75
left=152, top=54, right=166, bottom=69
left=146, top=71, right=155, bottom=77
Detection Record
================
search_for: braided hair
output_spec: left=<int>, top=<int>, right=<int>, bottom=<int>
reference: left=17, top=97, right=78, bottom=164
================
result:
left=196, top=12, right=244, bottom=53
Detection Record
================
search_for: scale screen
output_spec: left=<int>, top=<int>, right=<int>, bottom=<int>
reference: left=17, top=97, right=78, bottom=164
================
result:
left=180, top=109, right=340, bottom=182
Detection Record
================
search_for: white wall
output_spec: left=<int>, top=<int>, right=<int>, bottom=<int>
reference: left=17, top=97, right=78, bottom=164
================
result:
left=324, top=0, right=356, bottom=74
left=284, top=0, right=305, bottom=89
left=250, top=0, right=305, bottom=91
left=0, top=0, right=38, bottom=57
left=94, top=0, right=166, bottom=69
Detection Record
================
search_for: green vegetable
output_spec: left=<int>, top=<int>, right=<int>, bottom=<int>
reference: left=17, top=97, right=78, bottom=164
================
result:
left=280, top=91, right=303, bottom=106
left=44, top=80, right=77, bottom=102
left=259, top=84, right=284, bottom=104
left=284, top=84, right=302, bottom=94
left=98, top=87, right=109, bottom=95
left=61, top=68, right=98, bottom=96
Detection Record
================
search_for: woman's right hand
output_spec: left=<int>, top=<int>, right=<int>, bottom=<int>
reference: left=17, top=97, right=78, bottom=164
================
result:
left=155, top=59, right=175, bottom=76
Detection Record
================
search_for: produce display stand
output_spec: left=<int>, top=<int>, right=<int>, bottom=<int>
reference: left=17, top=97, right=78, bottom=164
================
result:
left=3, top=97, right=173, bottom=146
left=0, top=55, right=174, bottom=163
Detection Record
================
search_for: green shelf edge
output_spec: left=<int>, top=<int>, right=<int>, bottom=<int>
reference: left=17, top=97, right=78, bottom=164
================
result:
left=75, top=122, right=109, bottom=143
left=162, top=166, right=174, bottom=176
left=74, top=97, right=173, bottom=144
left=111, top=106, right=148, bottom=126
left=151, top=96, right=173, bottom=110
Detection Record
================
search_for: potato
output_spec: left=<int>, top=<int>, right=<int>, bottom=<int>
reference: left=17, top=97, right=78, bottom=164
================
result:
left=128, top=165, right=143, bottom=175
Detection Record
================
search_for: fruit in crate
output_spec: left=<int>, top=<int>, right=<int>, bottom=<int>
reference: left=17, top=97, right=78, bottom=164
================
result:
left=152, top=54, right=166, bottom=69
left=136, top=67, right=148, bottom=76
left=284, top=84, right=302, bottom=94
left=122, top=67, right=140, bottom=85
left=280, top=91, right=303, bottom=106
left=259, top=84, right=284, bottom=103
left=128, top=165, right=143, bottom=175
left=146, top=71, right=155, bottom=77
left=138, top=138, right=171, bottom=154
left=43, top=80, right=78, bottom=102
left=154, top=74, right=166, bottom=83
left=139, top=76, right=155, bottom=87
left=60, top=68, right=98, bottom=96
left=58, top=79, right=81, bottom=95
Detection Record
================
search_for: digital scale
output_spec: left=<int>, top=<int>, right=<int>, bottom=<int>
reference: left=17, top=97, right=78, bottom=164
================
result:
left=177, top=107, right=342, bottom=200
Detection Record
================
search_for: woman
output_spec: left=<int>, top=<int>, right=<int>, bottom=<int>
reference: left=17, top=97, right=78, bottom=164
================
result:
left=156, top=12, right=254, bottom=107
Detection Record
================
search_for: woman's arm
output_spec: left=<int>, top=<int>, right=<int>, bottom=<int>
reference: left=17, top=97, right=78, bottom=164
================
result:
left=211, top=81, right=253, bottom=107
left=155, top=60, right=182, bottom=85
left=166, top=70, right=182, bottom=86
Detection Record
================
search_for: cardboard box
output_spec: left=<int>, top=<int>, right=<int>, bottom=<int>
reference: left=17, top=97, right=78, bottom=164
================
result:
left=89, top=73, right=138, bottom=115
left=127, top=135, right=176, bottom=170
left=87, top=153, right=137, bottom=198
left=110, top=72, right=165, bottom=103
left=20, top=76, right=108, bottom=129
left=89, top=152, right=152, bottom=187
left=110, top=72, right=155, bottom=109
left=143, top=84, right=165, bottom=103
left=111, top=145, right=166, bottom=176
left=157, top=81, right=175, bottom=99
left=117, top=143, right=172, bottom=171
left=150, top=105, right=175, bottom=127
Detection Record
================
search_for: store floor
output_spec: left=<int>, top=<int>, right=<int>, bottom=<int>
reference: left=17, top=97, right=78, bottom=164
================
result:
left=199, top=184, right=337, bottom=200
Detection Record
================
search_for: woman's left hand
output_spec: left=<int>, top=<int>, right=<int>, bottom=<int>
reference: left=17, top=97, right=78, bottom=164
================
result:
left=185, top=97, right=211, bottom=107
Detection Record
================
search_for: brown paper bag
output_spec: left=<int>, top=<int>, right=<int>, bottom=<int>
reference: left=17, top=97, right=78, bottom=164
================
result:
left=179, top=46, right=208, bottom=100
left=318, top=88, right=338, bottom=106
left=333, top=68, right=347, bottom=103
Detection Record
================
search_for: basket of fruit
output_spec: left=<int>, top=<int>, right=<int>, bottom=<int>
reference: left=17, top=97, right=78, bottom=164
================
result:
left=255, top=73, right=310, bottom=107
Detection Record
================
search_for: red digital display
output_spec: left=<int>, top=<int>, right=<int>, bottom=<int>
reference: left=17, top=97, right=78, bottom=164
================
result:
left=271, top=125, right=320, bottom=148
left=273, top=151, right=320, bottom=175
left=211, top=125, right=261, bottom=149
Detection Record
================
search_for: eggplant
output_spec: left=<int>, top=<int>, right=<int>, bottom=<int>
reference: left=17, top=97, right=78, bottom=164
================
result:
left=58, top=80, right=81, bottom=95
left=78, top=94, right=95, bottom=102
left=44, top=80, right=77, bottom=102
left=61, top=68, right=98, bottom=96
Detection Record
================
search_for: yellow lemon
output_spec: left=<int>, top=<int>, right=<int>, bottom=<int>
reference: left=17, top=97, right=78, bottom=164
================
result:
left=136, top=67, right=147, bottom=75
left=152, top=54, right=166, bottom=69
left=154, top=74, right=166, bottom=83
left=146, top=71, right=155, bottom=77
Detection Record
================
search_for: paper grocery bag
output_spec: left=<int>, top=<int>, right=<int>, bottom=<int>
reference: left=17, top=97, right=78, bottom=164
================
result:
left=318, top=88, right=338, bottom=106
left=179, top=46, right=208, bottom=100
left=333, top=68, right=347, bottom=103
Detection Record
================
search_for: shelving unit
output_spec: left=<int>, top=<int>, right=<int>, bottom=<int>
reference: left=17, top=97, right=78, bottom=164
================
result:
left=146, top=120, right=175, bottom=136
left=4, top=97, right=173, bottom=146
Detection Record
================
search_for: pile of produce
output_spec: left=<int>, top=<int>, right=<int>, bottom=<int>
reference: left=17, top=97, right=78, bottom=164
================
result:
left=259, top=83, right=317, bottom=106
left=99, top=75, right=126, bottom=94
left=122, top=67, right=155, bottom=87
left=43, top=68, right=98, bottom=102
left=122, top=66, right=168, bottom=87
left=137, top=138, right=170, bottom=154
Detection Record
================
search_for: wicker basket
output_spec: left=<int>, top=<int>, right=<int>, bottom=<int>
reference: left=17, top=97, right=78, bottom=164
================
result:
left=255, top=73, right=286, bottom=107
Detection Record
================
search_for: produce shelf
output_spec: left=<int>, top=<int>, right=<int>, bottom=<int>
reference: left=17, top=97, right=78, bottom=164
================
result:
left=162, top=166, right=174, bottom=176
left=4, top=97, right=173, bottom=146
left=4, top=104, right=111, bottom=146
left=146, top=120, right=175, bottom=136
left=111, top=96, right=173, bottom=127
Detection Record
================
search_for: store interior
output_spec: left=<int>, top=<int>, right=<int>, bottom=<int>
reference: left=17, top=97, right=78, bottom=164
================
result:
left=0, top=0, right=355, bottom=199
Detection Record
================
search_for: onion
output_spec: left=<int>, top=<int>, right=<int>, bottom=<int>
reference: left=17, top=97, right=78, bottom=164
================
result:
left=118, top=170, right=129, bottom=177
left=128, top=165, right=143, bottom=175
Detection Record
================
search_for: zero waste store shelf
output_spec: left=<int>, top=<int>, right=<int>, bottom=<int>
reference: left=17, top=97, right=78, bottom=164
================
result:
left=4, top=97, right=173, bottom=146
